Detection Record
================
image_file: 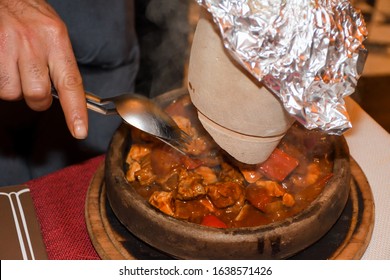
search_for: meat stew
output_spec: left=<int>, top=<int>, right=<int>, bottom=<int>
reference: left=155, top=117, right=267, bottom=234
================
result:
left=125, top=95, right=335, bottom=228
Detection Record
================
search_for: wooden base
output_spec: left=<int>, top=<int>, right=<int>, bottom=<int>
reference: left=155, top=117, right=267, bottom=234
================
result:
left=85, top=158, right=375, bottom=260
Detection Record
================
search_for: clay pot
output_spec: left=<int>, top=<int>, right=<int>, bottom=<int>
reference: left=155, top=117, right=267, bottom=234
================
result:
left=187, top=10, right=294, bottom=164
left=104, top=88, right=351, bottom=260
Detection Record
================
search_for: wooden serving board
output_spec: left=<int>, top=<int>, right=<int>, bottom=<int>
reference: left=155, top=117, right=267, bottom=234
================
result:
left=85, top=158, right=375, bottom=260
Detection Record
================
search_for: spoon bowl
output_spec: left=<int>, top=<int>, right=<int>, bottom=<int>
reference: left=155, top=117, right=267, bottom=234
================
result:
left=111, top=94, right=181, bottom=141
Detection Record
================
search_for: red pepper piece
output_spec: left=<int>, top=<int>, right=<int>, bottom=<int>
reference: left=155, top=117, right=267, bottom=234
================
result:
left=201, top=215, right=228, bottom=228
left=258, top=148, right=299, bottom=182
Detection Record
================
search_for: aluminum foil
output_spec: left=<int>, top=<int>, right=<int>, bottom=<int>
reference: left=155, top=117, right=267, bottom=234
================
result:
left=196, top=0, right=368, bottom=135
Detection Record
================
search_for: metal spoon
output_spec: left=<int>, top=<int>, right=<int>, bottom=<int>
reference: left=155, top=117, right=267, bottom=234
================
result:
left=51, top=89, right=191, bottom=154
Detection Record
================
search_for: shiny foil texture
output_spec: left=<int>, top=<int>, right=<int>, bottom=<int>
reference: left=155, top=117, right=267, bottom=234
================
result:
left=196, top=0, right=368, bottom=134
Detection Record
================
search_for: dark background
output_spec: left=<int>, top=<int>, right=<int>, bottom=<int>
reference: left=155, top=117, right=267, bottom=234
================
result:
left=134, top=0, right=190, bottom=98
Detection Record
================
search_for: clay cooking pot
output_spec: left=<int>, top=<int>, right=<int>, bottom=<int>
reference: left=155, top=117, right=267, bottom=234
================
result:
left=104, top=88, right=351, bottom=260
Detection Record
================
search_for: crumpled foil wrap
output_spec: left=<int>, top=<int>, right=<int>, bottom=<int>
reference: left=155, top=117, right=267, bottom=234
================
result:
left=196, top=0, right=368, bottom=135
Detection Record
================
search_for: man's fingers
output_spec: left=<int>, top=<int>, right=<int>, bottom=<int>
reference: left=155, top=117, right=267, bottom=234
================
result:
left=43, top=18, right=89, bottom=139
left=0, top=44, right=23, bottom=100
left=18, top=51, right=52, bottom=111
left=49, top=39, right=88, bottom=139
left=50, top=60, right=88, bottom=139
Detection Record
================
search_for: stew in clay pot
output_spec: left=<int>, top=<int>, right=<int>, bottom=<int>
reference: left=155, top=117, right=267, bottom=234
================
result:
left=125, top=94, right=335, bottom=229
left=105, top=88, right=350, bottom=259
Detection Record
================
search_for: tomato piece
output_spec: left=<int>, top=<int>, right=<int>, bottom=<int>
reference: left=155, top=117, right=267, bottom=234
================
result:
left=258, top=148, right=299, bottom=181
left=201, top=215, right=228, bottom=228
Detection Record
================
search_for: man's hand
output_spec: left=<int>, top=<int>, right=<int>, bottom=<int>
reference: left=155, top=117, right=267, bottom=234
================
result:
left=0, top=0, right=88, bottom=139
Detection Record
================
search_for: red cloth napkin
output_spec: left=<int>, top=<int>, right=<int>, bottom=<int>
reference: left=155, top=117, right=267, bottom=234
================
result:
left=27, top=155, right=104, bottom=260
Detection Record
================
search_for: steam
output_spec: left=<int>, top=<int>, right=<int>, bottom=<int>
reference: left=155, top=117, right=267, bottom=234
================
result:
left=141, top=0, right=191, bottom=97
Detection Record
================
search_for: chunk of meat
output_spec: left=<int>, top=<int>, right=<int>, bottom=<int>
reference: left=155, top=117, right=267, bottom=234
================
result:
left=282, top=193, right=296, bottom=207
left=255, top=180, right=286, bottom=197
left=246, top=181, right=295, bottom=213
left=239, top=167, right=263, bottom=183
left=126, top=143, right=152, bottom=163
left=207, top=182, right=244, bottom=209
left=219, top=162, right=245, bottom=184
left=150, top=145, right=181, bottom=177
left=194, top=166, right=218, bottom=184
left=174, top=200, right=210, bottom=221
left=149, top=191, right=175, bottom=216
left=155, top=171, right=180, bottom=192
left=172, top=115, right=197, bottom=138
left=289, top=162, right=322, bottom=188
left=172, top=115, right=218, bottom=157
left=126, top=144, right=152, bottom=182
left=245, top=184, right=272, bottom=213
left=126, top=161, right=141, bottom=182
left=176, top=170, right=207, bottom=201
left=134, top=155, right=156, bottom=186
left=187, top=136, right=211, bottom=156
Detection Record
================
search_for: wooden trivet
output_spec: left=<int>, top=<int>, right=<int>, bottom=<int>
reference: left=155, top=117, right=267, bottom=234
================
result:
left=85, top=158, right=374, bottom=260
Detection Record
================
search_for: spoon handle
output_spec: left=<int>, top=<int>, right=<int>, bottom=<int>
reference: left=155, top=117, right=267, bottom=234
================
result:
left=84, top=92, right=117, bottom=115
left=51, top=87, right=117, bottom=116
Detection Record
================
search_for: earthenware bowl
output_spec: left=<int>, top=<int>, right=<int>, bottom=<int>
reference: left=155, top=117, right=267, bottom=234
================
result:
left=104, top=88, right=351, bottom=259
